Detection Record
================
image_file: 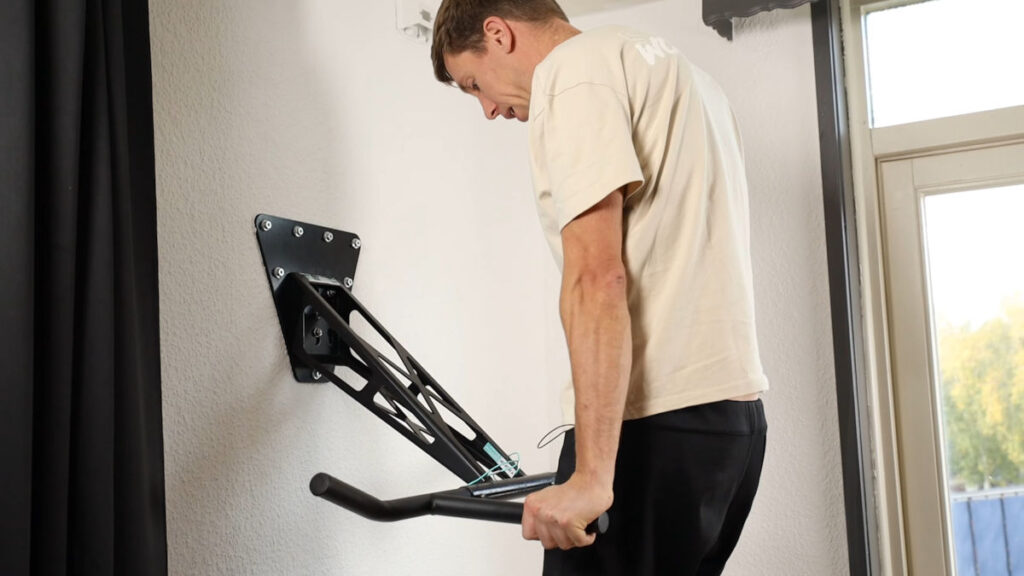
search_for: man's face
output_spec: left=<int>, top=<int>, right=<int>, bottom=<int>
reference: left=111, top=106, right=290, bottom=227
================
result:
left=445, top=46, right=530, bottom=122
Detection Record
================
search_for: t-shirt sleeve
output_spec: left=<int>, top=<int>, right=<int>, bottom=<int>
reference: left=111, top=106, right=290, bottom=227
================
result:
left=534, top=83, right=645, bottom=231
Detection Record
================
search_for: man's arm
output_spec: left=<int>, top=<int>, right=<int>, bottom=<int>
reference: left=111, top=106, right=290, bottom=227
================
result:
left=560, top=188, right=632, bottom=497
left=522, top=188, right=632, bottom=550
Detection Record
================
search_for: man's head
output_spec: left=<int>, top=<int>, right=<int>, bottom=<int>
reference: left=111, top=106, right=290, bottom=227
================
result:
left=431, top=0, right=574, bottom=122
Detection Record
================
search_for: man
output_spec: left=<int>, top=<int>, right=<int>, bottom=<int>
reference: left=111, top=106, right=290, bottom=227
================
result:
left=431, top=2, right=769, bottom=574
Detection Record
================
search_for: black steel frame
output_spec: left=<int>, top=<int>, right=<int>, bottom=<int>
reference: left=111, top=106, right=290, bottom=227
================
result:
left=253, top=213, right=609, bottom=534
left=254, top=213, right=521, bottom=484
left=309, top=471, right=607, bottom=534
left=279, top=272, right=524, bottom=484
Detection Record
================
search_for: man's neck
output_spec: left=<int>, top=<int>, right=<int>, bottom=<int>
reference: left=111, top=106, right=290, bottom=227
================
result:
left=510, top=19, right=582, bottom=95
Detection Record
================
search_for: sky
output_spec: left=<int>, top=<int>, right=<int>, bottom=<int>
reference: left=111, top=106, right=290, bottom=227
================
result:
left=925, top=184, right=1024, bottom=329
left=864, top=0, right=1024, bottom=127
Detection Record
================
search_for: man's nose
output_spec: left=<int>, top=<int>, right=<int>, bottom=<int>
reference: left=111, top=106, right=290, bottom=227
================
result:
left=478, top=96, right=499, bottom=120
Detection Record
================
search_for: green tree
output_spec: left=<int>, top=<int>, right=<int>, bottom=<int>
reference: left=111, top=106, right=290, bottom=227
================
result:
left=938, top=299, right=1024, bottom=490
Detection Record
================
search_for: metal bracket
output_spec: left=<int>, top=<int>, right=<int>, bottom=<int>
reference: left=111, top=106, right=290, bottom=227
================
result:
left=254, top=214, right=522, bottom=484
left=254, top=214, right=361, bottom=383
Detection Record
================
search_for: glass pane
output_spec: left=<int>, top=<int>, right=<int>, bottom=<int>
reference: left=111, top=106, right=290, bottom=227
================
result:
left=924, top=184, right=1024, bottom=575
left=864, top=0, right=1024, bottom=128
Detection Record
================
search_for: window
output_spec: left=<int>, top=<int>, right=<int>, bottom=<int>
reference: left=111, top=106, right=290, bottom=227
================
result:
left=925, top=184, right=1024, bottom=576
left=841, top=0, right=1024, bottom=573
left=862, top=0, right=1024, bottom=127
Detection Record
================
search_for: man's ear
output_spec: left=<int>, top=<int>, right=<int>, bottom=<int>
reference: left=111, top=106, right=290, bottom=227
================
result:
left=482, top=16, right=514, bottom=54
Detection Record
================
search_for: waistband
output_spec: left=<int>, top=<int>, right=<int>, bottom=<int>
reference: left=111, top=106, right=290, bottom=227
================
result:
left=624, top=398, right=767, bottom=435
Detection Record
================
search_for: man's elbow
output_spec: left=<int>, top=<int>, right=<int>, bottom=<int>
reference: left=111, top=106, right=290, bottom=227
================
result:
left=565, top=262, right=628, bottom=303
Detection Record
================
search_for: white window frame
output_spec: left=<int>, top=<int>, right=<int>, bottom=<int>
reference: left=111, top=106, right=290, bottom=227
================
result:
left=839, top=1, right=1024, bottom=574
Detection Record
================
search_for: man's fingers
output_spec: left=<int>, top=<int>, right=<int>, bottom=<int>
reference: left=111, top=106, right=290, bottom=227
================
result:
left=521, top=505, right=537, bottom=541
left=568, top=524, right=595, bottom=548
left=523, top=483, right=605, bottom=550
left=552, top=526, right=574, bottom=551
left=536, top=524, right=557, bottom=550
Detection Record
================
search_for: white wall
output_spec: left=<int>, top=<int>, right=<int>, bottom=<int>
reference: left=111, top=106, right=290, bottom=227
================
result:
left=151, top=1, right=848, bottom=575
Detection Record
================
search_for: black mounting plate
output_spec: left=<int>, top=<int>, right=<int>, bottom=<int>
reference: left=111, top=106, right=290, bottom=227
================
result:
left=254, top=213, right=361, bottom=382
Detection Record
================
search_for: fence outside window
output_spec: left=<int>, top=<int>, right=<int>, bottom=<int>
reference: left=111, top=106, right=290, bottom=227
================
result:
left=951, top=487, right=1024, bottom=576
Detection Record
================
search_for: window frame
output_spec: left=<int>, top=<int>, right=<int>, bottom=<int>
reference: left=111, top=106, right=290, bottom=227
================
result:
left=835, top=0, right=1024, bottom=574
left=811, top=2, right=879, bottom=575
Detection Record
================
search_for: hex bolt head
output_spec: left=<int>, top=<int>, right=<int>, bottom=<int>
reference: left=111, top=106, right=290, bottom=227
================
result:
left=351, top=238, right=361, bottom=250
left=312, top=327, right=324, bottom=338
left=343, top=277, right=354, bottom=289
left=323, top=231, right=334, bottom=243
left=260, top=219, right=273, bottom=231
left=312, top=370, right=322, bottom=380
left=273, top=267, right=285, bottom=279
left=293, top=225, right=304, bottom=238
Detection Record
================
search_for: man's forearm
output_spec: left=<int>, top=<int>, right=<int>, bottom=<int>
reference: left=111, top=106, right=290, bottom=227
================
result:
left=560, top=269, right=632, bottom=491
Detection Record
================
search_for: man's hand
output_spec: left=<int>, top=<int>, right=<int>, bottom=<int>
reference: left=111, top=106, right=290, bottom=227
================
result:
left=521, top=472, right=613, bottom=550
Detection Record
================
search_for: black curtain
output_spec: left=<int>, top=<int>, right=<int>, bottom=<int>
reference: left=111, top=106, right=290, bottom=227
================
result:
left=0, top=0, right=168, bottom=574
left=703, top=0, right=818, bottom=40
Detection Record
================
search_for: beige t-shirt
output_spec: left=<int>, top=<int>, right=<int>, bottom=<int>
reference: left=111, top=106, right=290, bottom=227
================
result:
left=527, top=26, right=769, bottom=422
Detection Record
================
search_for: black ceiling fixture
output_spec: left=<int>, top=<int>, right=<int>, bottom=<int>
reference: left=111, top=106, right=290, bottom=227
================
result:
left=703, top=0, right=818, bottom=40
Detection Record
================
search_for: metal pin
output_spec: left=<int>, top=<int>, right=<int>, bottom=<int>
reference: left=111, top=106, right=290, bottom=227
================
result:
left=351, top=238, right=361, bottom=250
left=323, top=231, right=334, bottom=243
left=312, top=370, right=322, bottom=380
left=343, top=277, right=354, bottom=288
left=273, top=267, right=285, bottom=279
left=293, top=225, right=304, bottom=238
left=260, top=219, right=273, bottom=231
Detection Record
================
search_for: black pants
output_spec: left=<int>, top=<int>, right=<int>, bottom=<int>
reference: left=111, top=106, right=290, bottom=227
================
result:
left=542, top=399, right=767, bottom=576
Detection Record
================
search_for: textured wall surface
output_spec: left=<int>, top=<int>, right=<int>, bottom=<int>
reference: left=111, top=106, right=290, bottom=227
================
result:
left=151, top=1, right=848, bottom=574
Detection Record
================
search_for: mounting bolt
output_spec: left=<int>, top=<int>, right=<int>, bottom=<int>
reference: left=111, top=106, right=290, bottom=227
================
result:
left=293, top=225, right=304, bottom=238
left=260, top=219, right=273, bottom=231
left=312, top=370, right=322, bottom=380
left=351, top=238, right=361, bottom=250
left=312, top=327, right=324, bottom=338
left=323, top=231, right=334, bottom=243
left=273, top=267, right=285, bottom=279
left=343, top=277, right=354, bottom=289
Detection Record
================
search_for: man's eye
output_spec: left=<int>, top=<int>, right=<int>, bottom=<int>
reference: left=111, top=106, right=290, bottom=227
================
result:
left=472, top=82, right=480, bottom=91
